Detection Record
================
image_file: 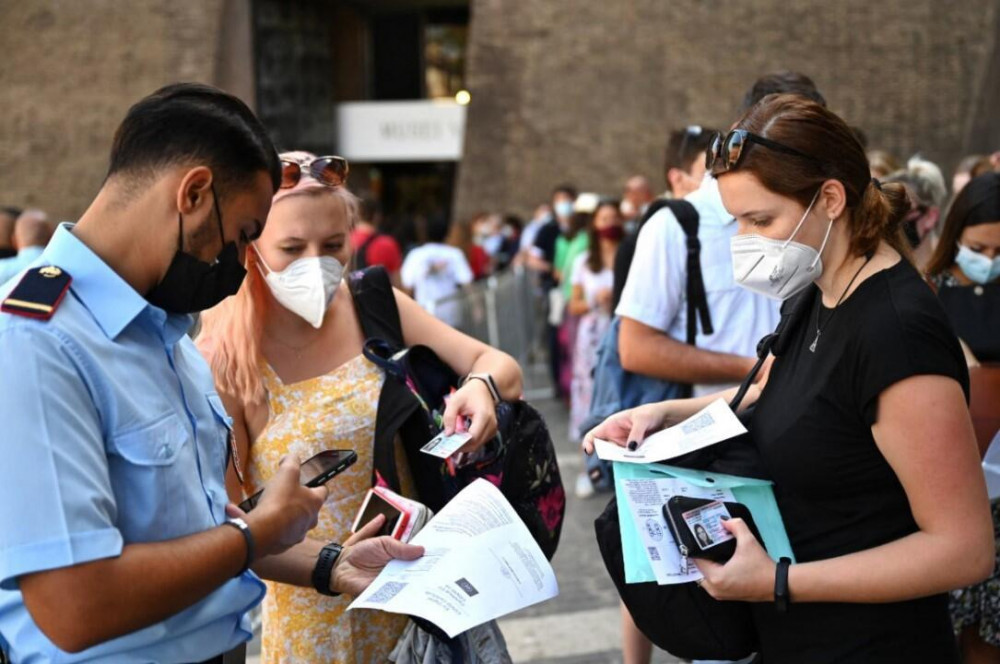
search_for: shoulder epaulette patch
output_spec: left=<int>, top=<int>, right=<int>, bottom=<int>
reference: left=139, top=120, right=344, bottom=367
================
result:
left=1, top=266, right=72, bottom=321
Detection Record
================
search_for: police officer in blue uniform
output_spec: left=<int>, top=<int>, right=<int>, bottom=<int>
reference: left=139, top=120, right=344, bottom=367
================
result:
left=0, top=83, right=423, bottom=663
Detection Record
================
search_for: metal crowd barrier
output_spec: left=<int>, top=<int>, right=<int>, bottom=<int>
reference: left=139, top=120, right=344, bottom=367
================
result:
left=430, top=266, right=552, bottom=398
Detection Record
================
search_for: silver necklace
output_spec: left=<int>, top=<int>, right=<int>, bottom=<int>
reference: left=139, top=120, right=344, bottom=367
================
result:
left=809, top=253, right=874, bottom=353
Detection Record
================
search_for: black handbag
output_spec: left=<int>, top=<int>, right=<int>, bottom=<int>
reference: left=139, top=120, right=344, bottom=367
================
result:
left=592, top=288, right=813, bottom=660
left=349, top=266, right=566, bottom=560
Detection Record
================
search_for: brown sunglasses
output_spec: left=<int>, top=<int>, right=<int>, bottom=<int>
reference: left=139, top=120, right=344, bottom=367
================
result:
left=280, top=155, right=349, bottom=189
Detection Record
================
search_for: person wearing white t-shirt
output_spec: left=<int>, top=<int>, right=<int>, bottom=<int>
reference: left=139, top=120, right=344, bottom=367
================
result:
left=616, top=173, right=781, bottom=397
left=401, top=218, right=474, bottom=326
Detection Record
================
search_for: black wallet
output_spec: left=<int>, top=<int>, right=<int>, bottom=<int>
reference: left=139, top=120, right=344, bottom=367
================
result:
left=662, top=496, right=762, bottom=563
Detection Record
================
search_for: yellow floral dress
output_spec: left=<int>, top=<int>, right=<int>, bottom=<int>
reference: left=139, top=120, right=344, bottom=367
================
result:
left=247, top=354, right=412, bottom=664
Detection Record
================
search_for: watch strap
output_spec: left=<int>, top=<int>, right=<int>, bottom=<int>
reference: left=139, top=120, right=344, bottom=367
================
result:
left=223, top=517, right=254, bottom=576
left=463, top=373, right=500, bottom=403
left=313, top=543, right=344, bottom=597
left=775, top=556, right=792, bottom=613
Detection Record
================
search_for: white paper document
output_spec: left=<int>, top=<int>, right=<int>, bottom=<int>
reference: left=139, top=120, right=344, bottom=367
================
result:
left=620, top=476, right=734, bottom=585
left=594, top=398, right=746, bottom=464
left=348, top=479, right=559, bottom=637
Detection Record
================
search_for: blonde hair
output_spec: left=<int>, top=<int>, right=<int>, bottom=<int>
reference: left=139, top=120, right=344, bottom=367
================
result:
left=197, top=181, right=359, bottom=407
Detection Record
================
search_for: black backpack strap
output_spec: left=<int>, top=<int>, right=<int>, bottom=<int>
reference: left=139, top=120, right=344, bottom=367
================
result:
left=728, top=286, right=815, bottom=411
left=611, top=198, right=674, bottom=313
left=662, top=199, right=712, bottom=346
left=348, top=266, right=405, bottom=350
left=355, top=231, right=382, bottom=270
left=348, top=266, right=411, bottom=492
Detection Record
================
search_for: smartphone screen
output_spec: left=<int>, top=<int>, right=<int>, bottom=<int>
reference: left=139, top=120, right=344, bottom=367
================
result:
left=353, top=491, right=404, bottom=538
left=238, top=449, right=357, bottom=513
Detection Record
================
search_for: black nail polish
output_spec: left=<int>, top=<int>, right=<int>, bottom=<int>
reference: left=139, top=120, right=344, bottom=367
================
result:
left=720, top=515, right=730, bottom=521
left=627, top=441, right=638, bottom=451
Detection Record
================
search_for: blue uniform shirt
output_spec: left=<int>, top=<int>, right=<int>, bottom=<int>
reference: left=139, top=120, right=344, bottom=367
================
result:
left=0, top=225, right=265, bottom=663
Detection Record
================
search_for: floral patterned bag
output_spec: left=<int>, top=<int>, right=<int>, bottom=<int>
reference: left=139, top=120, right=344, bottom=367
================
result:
left=349, top=267, right=566, bottom=560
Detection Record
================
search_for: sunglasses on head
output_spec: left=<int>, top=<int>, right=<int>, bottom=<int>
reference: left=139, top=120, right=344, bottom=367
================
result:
left=280, top=155, right=349, bottom=189
left=706, top=129, right=817, bottom=174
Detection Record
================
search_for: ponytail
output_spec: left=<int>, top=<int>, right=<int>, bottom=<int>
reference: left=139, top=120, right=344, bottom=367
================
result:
left=849, top=179, right=911, bottom=258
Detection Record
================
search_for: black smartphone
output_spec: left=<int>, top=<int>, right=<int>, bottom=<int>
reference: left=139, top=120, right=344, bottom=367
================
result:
left=238, top=449, right=357, bottom=513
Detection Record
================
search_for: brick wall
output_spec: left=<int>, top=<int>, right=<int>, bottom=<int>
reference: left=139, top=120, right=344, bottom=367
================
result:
left=454, top=0, right=1000, bottom=221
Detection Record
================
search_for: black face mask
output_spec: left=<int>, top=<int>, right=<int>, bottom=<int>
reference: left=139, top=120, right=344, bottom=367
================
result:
left=146, top=186, right=247, bottom=314
left=0, top=248, right=17, bottom=259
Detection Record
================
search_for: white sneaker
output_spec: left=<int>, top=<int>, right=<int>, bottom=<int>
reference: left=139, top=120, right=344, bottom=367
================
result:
left=574, top=472, right=596, bottom=499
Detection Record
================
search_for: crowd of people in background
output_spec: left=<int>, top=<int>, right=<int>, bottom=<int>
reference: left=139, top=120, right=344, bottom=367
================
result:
left=2, top=70, right=1000, bottom=664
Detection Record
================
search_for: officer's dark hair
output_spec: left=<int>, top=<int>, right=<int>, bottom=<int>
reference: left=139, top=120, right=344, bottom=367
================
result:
left=106, top=83, right=281, bottom=199
left=740, top=71, right=826, bottom=115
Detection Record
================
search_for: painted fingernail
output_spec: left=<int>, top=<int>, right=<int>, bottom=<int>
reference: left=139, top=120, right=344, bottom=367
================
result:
left=627, top=441, right=638, bottom=451
left=720, top=516, right=730, bottom=521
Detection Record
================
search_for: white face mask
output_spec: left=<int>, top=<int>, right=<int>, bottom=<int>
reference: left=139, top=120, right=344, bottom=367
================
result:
left=955, top=244, right=1000, bottom=285
left=255, top=247, right=344, bottom=328
left=729, top=188, right=833, bottom=301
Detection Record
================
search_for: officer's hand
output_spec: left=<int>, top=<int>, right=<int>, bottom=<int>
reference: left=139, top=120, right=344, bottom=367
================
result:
left=330, top=514, right=424, bottom=596
left=243, top=455, right=328, bottom=557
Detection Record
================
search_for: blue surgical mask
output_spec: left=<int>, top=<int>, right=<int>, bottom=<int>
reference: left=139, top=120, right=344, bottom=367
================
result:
left=554, top=201, right=574, bottom=219
left=955, top=244, right=1000, bottom=285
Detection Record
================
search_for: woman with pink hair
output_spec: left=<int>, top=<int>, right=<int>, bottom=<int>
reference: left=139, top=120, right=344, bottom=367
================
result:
left=198, top=152, right=522, bottom=662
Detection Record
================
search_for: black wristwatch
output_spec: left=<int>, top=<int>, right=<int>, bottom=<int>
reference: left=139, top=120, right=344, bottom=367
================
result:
left=774, top=557, right=792, bottom=613
left=312, top=543, right=344, bottom=597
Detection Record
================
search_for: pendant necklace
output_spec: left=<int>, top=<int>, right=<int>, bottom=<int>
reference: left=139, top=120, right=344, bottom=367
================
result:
left=810, top=252, right=874, bottom=353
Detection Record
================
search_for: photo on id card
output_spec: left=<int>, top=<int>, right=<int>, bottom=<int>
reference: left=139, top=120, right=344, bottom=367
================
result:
left=681, top=500, right=734, bottom=551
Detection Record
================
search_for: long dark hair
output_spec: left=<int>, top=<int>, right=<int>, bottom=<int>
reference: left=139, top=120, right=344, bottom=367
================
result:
left=926, top=172, right=1000, bottom=277
left=718, top=94, right=910, bottom=258
left=586, top=200, right=623, bottom=273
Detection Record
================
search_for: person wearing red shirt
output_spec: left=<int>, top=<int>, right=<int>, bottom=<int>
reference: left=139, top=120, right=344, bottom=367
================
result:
left=351, top=196, right=403, bottom=287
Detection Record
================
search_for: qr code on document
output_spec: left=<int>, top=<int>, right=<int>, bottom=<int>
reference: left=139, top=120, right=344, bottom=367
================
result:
left=367, top=581, right=407, bottom=604
left=681, top=412, right=715, bottom=435
left=647, top=546, right=661, bottom=562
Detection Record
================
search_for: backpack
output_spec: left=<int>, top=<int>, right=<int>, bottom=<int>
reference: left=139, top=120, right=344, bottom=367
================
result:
left=348, top=266, right=566, bottom=560
left=581, top=198, right=712, bottom=435
left=592, top=289, right=813, bottom=660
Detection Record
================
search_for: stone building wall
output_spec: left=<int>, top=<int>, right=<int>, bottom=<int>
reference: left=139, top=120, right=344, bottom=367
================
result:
left=0, top=0, right=251, bottom=220
left=3, top=1, right=997, bottom=223
left=455, top=0, right=1000, bottom=220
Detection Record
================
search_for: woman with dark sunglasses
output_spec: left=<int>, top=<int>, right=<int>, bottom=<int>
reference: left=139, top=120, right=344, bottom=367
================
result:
left=587, top=94, right=992, bottom=662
